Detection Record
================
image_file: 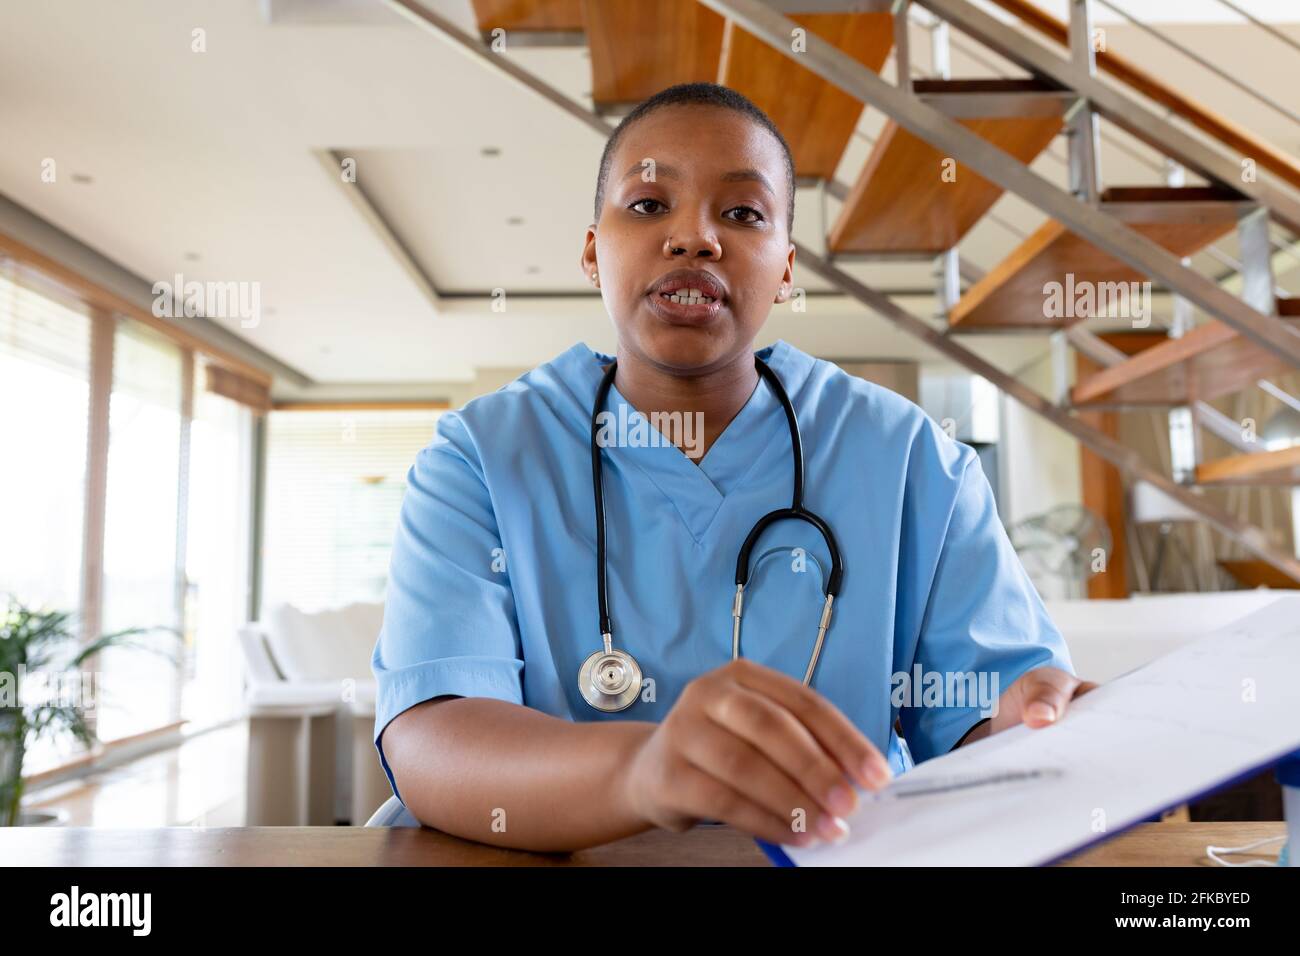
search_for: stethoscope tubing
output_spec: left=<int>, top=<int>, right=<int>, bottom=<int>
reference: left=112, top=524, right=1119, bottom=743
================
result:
left=586, top=353, right=844, bottom=707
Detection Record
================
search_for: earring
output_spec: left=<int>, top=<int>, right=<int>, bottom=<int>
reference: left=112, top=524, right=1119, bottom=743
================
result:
left=591, top=270, right=599, bottom=285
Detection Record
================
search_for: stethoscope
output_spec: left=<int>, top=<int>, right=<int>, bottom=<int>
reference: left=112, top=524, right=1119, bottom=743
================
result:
left=580, top=355, right=844, bottom=712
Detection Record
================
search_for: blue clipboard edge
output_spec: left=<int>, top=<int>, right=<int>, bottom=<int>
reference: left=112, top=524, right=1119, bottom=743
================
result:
left=753, top=745, right=1300, bottom=867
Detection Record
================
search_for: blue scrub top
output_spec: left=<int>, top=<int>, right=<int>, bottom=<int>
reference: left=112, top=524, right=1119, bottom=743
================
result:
left=372, top=340, right=1072, bottom=805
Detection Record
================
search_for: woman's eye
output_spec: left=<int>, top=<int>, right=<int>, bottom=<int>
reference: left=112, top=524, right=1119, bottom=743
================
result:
left=629, top=198, right=665, bottom=215
left=725, top=205, right=765, bottom=224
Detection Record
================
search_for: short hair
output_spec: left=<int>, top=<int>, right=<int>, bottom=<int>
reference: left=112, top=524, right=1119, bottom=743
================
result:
left=593, top=82, right=796, bottom=232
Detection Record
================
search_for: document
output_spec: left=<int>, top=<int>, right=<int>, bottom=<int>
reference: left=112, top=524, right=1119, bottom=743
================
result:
left=774, top=596, right=1300, bottom=866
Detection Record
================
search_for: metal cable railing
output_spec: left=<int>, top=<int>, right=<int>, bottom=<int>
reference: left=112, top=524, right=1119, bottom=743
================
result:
left=844, top=7, right=1297, bottom=312
left=1093, top=0, right=1300, bottom=128
left=1212, top=0, right=1300, bottom=58
left=927, top=18, right=1297, bottom=296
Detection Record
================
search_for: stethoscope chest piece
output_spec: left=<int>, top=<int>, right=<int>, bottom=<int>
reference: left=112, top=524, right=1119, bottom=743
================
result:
left=578, top=643, right=642, bottom=712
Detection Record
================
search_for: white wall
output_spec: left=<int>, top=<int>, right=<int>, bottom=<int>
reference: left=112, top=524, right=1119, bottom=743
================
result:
left=998, top=356, right=1081, bottom=527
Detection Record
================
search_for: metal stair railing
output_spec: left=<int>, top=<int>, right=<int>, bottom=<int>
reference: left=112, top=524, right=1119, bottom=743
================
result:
left=702, top=0, right=1300, bottom=367
left=1093, top=0, right=1300, bottom=128
left=380, top=0, right=1300, bottom=580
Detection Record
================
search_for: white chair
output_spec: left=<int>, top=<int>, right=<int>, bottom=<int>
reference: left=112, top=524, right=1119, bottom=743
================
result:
left=237, top=601, right=393, bottom=826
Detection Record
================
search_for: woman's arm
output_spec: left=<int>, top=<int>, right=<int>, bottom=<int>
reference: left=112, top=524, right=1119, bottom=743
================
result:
left=382, top=659, right=891, bottom=854
left=382, top=696, right=656, bottom=852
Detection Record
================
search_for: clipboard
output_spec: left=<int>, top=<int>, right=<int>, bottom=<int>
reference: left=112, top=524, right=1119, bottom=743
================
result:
left=758, top=596, right=1300, bottom=866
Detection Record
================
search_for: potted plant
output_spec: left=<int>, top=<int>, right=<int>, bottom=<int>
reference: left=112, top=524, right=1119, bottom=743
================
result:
left=0, top=598, right=176, bottom=827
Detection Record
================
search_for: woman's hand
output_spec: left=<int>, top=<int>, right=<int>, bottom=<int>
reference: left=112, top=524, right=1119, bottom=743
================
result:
left=615, top=658, right=891, bottom=847
left=983, top=667, right=1098, bottom=737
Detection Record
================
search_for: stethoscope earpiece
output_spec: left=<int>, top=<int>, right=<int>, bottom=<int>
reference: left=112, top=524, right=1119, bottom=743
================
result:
left=583, top=355, right=843, bottom=712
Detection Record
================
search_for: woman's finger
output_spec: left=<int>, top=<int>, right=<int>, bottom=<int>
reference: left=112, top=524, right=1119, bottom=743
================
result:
left=693, top=686, right=858, bottom=828
left=724, top=658, right=891, bottom=790
left=1021, top=668, right=1083, bottom=727
left=670, top=760, right=820, bottom=847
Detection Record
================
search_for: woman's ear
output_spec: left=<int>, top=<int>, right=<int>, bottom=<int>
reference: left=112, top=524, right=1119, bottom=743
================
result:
left=773, top=243, right=796, bottom=304
left=580, top=225, right=599, bottom=288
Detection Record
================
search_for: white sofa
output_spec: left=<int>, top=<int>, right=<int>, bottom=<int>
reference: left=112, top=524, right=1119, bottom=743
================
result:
left=238, top=601, right=390, bottom=826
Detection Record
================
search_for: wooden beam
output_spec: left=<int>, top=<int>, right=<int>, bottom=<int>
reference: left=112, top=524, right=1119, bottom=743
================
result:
left=1072, top=312, right=1300, bottom=408
left=0, top=232, right=272, bottom=389
left=269, top=400, right=449, bottom=412
left=1074, top=331, right=1168, bottom=599
left=79, top=310, right=115, bottom=650
left=1195, top=445, right=1300, bottom=486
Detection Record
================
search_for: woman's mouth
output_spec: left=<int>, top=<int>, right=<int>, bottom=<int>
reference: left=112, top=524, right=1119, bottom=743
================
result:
left=648, top=288, right=724, bottom=324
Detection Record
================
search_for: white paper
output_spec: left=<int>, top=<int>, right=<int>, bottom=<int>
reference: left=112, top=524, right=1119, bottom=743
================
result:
left=786, top=596, right=1300, bottom=866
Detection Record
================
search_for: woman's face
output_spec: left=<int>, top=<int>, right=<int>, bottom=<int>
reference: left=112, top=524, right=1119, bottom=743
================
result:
left=581, top=104, right=795, bottom=376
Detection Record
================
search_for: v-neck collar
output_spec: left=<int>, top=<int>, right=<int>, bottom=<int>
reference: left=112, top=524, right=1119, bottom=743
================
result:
left=552, top=339, right=816, bottom=541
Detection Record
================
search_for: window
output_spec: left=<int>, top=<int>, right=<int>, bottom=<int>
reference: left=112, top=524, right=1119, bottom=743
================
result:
left=97, top=322, right=185, bottom=740
left=0, top=250, right=263, bottom=762
left=0, top=267, right=91, bottom=612
left=183, top=382, right=253, bottom=726
left=261, top=408, right=441, bottom=612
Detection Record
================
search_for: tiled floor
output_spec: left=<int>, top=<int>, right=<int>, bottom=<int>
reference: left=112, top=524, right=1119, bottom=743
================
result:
left=25, top=723, right=248, bottom=827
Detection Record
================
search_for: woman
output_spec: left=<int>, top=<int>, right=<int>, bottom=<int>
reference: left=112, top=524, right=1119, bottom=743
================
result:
left=373, top=83, right=1091, bottom=853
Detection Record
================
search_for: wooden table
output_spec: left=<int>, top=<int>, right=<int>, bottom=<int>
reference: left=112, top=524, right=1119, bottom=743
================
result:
left=0, top=821, right=1285, bottom=866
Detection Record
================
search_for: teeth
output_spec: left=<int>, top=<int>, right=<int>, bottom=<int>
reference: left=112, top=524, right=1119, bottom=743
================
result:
left=660, top=290, right=716, bottom=305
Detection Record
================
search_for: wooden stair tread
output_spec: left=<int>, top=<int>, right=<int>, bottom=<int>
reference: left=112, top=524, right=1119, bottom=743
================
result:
left=1196, top=445, right=1300, bottom=486
left=1071, top=300, right=1300, bottom=407
left=948, top=186, right=1244, bottom=331
left=720, top=13, right=893, bottom=181
left=585, top=0, right=725, bottom=107
left=827, top=79, right=1067, bottom=255
left=1218, top=560, right=1300, bottom=589
left=470, top=0, right=584, bottom=33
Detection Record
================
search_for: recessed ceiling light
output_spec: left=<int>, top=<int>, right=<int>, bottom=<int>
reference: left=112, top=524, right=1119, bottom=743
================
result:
left=184, top=252, right=201, bottom=261
left=507, top=216, right=524, bottom=226
left=526, top=266, right=540, bottom=274
left=481, top=146, right=501, bottom=157
left=71, top=173, right=93, bottom=185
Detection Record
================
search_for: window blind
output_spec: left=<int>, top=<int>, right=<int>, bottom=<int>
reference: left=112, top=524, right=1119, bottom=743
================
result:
left=262, top=408, right=442, bottom=612
left=0, top=262, right=91, bottom=379
left=110, top=319, right=183, bottom=410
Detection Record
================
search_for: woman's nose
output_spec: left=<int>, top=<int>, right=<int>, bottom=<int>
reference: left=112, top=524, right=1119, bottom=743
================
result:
left=662, top=228, right=723, bottom=261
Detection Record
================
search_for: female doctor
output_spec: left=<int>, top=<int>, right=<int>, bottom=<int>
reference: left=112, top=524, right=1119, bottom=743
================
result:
left=373, top=83, right=1094, bottom=853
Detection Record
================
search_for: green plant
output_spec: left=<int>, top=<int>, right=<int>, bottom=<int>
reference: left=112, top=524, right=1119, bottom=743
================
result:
left=0, top=598, right=177, bottom=827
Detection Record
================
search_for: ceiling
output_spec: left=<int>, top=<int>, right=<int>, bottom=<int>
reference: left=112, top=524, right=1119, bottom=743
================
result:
left=0, top=0, right=1297, bottom=393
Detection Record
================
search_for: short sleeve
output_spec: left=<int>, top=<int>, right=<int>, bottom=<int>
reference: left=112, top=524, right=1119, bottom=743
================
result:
left=897, top=439, right=1074, bottom=764
left=371, top=414, right=524, bottom=805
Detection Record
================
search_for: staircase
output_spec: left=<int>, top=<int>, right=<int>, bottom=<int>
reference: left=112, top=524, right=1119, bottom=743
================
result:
left=396, top=0, right=1300, bottom=586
